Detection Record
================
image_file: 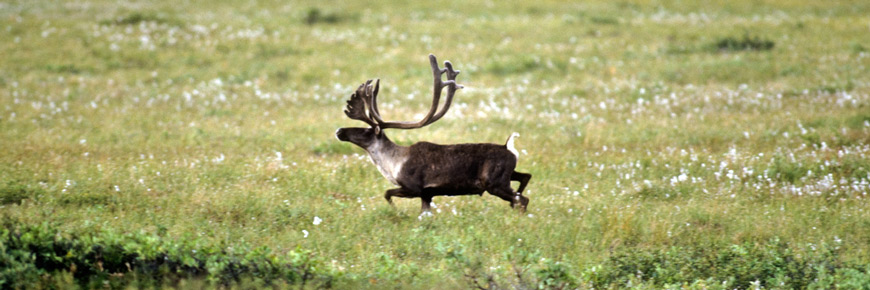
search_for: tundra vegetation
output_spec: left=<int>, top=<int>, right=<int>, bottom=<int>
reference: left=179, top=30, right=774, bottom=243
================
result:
left=1, top=0, right=870, bottom=289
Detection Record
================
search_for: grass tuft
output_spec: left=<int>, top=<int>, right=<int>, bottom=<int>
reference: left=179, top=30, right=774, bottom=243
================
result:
left=304, top=8, right=352, bottom=25
left=0, top=182, right=42, bottom=205
left=712, top=34, right=775, bottom=52
left=100, top=12, right=178, bottom=26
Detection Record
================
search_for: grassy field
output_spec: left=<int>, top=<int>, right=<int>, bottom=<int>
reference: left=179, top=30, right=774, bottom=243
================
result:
left=2, top=0, right=870, bottom=288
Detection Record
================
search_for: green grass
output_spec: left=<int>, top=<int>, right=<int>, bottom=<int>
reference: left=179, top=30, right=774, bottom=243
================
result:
left=2, top=0, right=870, bottom=288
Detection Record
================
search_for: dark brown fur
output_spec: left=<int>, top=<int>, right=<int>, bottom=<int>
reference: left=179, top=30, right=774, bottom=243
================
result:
left=389, top=142, right=531, bottom=212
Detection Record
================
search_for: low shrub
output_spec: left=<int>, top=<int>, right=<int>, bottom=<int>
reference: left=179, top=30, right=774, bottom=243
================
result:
left=712, top=34, right=775, bottom=52
left=584, top=238, right=869, bottom=289
left=304, top=8, right=351, bottom=25
left=99, top=12, right=179, bottom=26
left=0, top=221, right=333, bottom=289
left=0, top=182, right=43, bottom=205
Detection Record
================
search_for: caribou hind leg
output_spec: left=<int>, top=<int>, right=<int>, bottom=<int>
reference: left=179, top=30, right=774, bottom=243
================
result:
left=510, top=172, right=531, bottom=211
left=511, top=171, right=532, bottom=194
left=486, top=184, right=527, bottom=211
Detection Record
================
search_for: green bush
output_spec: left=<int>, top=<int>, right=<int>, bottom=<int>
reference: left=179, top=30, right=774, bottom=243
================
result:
left=100, top=12, right=178, bottom=26
left=0, top=221, right=333, bottom=289
left=712, top=34, right=775, bottom=52
left=0, top=182, right=42, bottom=205
left=304, top=8, right=349, bottom=25
left=585, top=238, right=868, bottom=289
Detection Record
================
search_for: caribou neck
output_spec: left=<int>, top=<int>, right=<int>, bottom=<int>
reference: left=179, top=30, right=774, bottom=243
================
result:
left=365, top=134, right=409, bottom=186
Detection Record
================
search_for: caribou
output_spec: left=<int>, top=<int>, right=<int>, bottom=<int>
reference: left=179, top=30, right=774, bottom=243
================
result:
left=335, top=54, right=531, bottom=213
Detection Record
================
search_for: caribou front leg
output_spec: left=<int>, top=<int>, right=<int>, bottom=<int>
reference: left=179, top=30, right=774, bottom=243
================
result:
left=384, top=187, right=419, bottom=206
left=420, top=196, right=433, bottom=213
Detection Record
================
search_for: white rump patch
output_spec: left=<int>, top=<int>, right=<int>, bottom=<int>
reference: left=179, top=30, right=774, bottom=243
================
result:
left=506, top=132, right=520, bottom=159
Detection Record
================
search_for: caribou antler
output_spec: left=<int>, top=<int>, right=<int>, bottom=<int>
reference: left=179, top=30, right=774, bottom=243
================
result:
left=343, top=80, right=377, bottom=128
left=369, top=54, right=463, bottom=130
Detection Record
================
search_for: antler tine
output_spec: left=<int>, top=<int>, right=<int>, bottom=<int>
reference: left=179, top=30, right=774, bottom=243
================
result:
left=375, top=54, right=463, bottom=130
left=425, top=59, right=463, bottom=125
left=366, top=79, right=386, bottom=124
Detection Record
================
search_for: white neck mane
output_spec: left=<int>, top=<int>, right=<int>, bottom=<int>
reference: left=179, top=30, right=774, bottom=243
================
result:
left=365, top=141, right=408, bottom=185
